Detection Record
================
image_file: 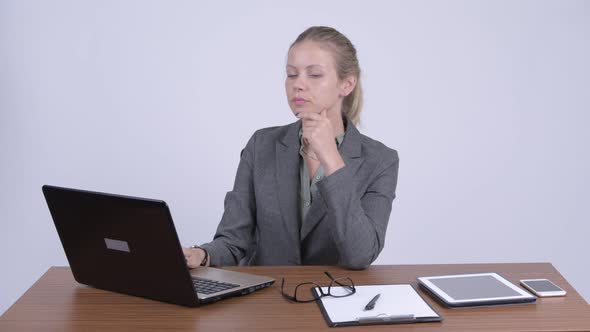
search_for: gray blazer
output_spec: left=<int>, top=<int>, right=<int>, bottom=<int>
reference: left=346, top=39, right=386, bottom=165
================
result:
left=201, top=119, right=399, bottom=269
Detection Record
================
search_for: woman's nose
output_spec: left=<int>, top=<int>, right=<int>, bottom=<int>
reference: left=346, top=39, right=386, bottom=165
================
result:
left=292, top=76, right=306, bottom=91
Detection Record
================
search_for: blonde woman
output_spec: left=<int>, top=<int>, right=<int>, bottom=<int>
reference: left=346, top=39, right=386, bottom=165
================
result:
left=184, top=26, right=399, bottom=270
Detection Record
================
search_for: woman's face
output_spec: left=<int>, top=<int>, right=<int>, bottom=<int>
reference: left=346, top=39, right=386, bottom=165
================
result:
left=285, top=41, right=347, bottom=116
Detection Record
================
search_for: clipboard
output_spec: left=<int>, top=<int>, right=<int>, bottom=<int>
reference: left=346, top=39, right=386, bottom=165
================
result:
left=313, top=284, right=442, bottom=327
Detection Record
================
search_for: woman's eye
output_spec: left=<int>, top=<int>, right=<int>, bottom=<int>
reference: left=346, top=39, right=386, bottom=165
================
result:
left=287, top=74, right=298, bottom=78
left=309, top=74, right=323, bottom=78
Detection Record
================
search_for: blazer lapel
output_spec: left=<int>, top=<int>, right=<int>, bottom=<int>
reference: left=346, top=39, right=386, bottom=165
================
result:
left=300, top=121, right=365, bottom=242
left=275, top=121, right=303, bottom=261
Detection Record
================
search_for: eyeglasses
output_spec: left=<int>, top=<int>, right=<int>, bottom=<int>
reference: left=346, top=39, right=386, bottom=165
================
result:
left=281, top=271, right=356, bottom=303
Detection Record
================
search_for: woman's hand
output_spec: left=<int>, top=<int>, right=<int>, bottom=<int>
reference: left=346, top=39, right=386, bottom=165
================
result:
left=298, top=110, right=345, bottom=175
left=182, top=247, right=206, bottom=269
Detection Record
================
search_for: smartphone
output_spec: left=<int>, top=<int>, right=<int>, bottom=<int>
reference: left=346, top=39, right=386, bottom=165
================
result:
left=520, top=279, right=567, bottom=297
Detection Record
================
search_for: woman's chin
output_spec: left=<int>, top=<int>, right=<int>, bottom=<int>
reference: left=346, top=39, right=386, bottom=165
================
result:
left=294, top=105, right=323, bottom=115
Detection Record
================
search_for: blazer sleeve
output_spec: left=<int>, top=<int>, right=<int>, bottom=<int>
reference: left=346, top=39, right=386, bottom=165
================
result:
left=199, top=133, right=257, bottom=266
left=316, top=149, right=399, bottom=270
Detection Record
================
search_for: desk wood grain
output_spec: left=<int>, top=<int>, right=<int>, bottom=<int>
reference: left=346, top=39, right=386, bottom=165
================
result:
left=1, top=263, right=589, bottom=331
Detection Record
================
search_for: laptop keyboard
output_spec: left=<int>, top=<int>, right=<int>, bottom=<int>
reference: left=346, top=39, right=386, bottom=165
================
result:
left=192, top=277, right=240, bottom=295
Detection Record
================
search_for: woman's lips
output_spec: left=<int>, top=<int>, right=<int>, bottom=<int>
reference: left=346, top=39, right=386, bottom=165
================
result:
left=292, top=97, right=307, bottom=106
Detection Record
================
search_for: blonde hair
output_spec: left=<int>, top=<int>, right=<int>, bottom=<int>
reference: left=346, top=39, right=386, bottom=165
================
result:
left=290, top=26, right=363, bottom=126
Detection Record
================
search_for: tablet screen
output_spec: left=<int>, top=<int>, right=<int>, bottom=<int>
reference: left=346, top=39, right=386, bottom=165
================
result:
left=429, top=275, right=521, bottom=300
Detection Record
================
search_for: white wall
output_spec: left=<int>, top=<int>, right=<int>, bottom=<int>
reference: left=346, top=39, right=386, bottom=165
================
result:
left=1, top=0, right=588, bottom=315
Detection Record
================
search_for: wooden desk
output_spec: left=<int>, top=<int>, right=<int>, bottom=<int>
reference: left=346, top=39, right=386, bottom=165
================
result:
left=1, top=263, right=589, bottom=331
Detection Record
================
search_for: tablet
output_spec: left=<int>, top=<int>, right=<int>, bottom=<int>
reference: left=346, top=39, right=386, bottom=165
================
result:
left=417, top=273, right=536, bottom=307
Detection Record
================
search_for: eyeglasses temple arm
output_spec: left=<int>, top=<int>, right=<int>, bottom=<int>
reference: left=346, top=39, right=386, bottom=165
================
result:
left=324, top=271, right=354, bottom=291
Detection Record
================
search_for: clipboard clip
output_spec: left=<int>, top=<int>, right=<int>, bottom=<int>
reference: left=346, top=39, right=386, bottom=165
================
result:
left=356, top=313, right=416, bottom=323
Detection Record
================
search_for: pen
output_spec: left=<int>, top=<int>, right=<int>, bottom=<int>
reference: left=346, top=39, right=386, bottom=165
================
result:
left=364, top=293, right=381, bottom=311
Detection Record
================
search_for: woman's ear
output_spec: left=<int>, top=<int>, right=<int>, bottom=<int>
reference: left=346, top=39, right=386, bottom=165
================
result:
left=339, top=75, right=357, bottom=97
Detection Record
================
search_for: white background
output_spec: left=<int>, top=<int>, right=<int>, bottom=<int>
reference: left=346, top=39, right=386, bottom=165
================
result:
left=1, top=0, right=588, bottom=315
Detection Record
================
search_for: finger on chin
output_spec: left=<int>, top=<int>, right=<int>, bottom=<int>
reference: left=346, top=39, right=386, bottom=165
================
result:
left=298, top=111, right=321, bottom=119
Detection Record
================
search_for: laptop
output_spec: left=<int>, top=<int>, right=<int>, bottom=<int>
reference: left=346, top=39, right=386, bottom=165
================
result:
left=42, top=184, right=275, bottom=307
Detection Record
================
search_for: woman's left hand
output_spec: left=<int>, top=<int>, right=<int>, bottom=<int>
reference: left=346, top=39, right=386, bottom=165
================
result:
left=298, top=110, right=345, bottom=175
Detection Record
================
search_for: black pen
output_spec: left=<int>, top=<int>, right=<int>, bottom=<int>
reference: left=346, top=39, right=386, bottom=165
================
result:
left=364, top=293, right=381, bottom=311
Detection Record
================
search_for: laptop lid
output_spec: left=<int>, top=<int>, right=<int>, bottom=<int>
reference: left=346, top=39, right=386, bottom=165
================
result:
left=42, top=185, right=274, bottom=307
